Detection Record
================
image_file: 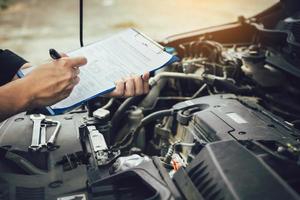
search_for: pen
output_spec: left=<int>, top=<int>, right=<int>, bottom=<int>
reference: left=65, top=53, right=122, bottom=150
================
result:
left=49, top=48, right=62, bottom=60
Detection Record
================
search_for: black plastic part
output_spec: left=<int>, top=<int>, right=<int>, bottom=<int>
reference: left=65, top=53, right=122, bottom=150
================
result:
left=173, top=94, right=300, bottom=144
left=0, top=112, right=89, bottom=200
left=251, top=8, right=300, bottom=77
left=176, top=110, right=190, bottom=126
left=88, top=160, right=176, bottom=200
left=173, top=140, right=300, bottom=200
left=173, top=167, right=204, bottom=200
left=0, top=147, right=49, bottom=171
left=0, top=177, right=9, bottom=199
left=56, top=151, right=90, bottom=171
left=152, top=156, right=183, bottom=200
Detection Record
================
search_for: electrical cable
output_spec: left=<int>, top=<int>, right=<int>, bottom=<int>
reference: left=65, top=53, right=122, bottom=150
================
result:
left=174, top=142, right=196, bottom=147
left=79, top=0, right=84, bottom=47
left=101, top=98, right=115, bottom=109
left=141, top=109, right=174, bottom=126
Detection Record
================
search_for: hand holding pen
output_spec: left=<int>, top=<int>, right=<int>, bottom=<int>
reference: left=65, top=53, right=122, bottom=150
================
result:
left=17, top=49, right=87, bottom=109
left=49, top=48, right=81, bottom=79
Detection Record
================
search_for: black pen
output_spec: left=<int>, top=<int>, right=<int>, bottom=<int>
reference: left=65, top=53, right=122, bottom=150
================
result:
left=49, top=48, right=62, bottom=60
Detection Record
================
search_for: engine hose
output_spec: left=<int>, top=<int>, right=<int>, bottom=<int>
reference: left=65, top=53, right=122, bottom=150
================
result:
left=112, top=109, right=174, bottom=150
left=140, top=76, right=167, bottom=108
left=140, top=109, right=174, bottom=127
left=111, top=70, right=170, bottom=143
left=110, top=96, right=144, bottom=141
left=101, top=98, right=115, bottom=109
left=5, top=151, right=47, bottom=175
left=149, top=72, right=203, bottom=86
left=205, top=77, right=253, bottom=95
left=141, top=71, right=204, bottom=108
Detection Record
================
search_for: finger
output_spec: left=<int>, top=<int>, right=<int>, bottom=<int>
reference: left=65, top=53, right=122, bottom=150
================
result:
left=142, top=72, right=150, bottom=81
left=74, top=67, right=80, bottom=76
left=107, top=80, right=125, bottom=97
left=134, top=76, right=143, bottom=95
left=70, top=68, right=78, bottom=80
left=73, top=76, right=80, bottom=86
left=61, top=87, right=74, bottom=99
left=67, top=56, right=87, bottom=68
left=142, top=72, right=150, bottom=94
left=143, top=81, right=150, bottom=94
left=65, top=76, right=80, bottom=91
left=59, top=52, right=68, bottom=57
left=124, top=77, right=135, bottom=97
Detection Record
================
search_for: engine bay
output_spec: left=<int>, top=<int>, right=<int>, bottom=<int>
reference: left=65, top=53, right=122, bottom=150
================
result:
left=1, top=1, right=300, bottom=199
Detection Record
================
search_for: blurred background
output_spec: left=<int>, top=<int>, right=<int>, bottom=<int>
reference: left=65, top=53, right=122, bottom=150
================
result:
left=0, top=0, right=277, bottom=64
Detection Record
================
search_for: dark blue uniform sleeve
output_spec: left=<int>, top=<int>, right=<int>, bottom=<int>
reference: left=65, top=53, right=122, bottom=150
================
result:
left=0, top=49, right=27, bottom=86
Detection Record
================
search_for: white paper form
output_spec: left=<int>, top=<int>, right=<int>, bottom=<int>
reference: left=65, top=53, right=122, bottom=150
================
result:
left=50, top=29, right=174, bottom=110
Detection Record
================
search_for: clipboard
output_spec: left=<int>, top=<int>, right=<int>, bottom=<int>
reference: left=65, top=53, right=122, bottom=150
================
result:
left=18, top=29, right=179, bottom=115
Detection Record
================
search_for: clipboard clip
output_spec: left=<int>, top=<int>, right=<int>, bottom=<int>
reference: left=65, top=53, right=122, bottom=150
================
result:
left=132, top=28, right=165, bottom=54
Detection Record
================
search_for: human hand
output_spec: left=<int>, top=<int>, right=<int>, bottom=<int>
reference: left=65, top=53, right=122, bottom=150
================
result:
left=23, top=54, right=87, bottom=108
left=106, top=72, right=150, bottom=97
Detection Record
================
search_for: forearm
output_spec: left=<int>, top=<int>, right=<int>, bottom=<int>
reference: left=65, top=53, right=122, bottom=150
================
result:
left=0, top=78, right=32, bottom=121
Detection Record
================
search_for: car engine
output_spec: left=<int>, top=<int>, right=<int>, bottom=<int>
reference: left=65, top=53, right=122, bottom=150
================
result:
left=0, top=0, right=300, bottom=199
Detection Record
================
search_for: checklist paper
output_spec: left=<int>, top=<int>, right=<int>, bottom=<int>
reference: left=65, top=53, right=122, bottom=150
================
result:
left=21, top=29, right=178, bottom=114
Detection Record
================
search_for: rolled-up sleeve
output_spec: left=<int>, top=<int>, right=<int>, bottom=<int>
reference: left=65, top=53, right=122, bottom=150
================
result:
left=0, top=49, right=27, bottom=86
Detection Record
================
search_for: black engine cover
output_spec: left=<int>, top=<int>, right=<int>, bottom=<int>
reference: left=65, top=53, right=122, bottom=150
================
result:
left=174, top=94, right=300, bottom=145
left=173, top=140, right=300, bottom=200
left=172, top=94, right=300, bottom=200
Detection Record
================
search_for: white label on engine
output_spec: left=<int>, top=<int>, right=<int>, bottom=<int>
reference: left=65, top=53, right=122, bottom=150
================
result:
left=185, top=100, right=194, bottom=106
left=57, top=193, right=86, bottom=200
left=226, top=112, right=248, bottom=124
